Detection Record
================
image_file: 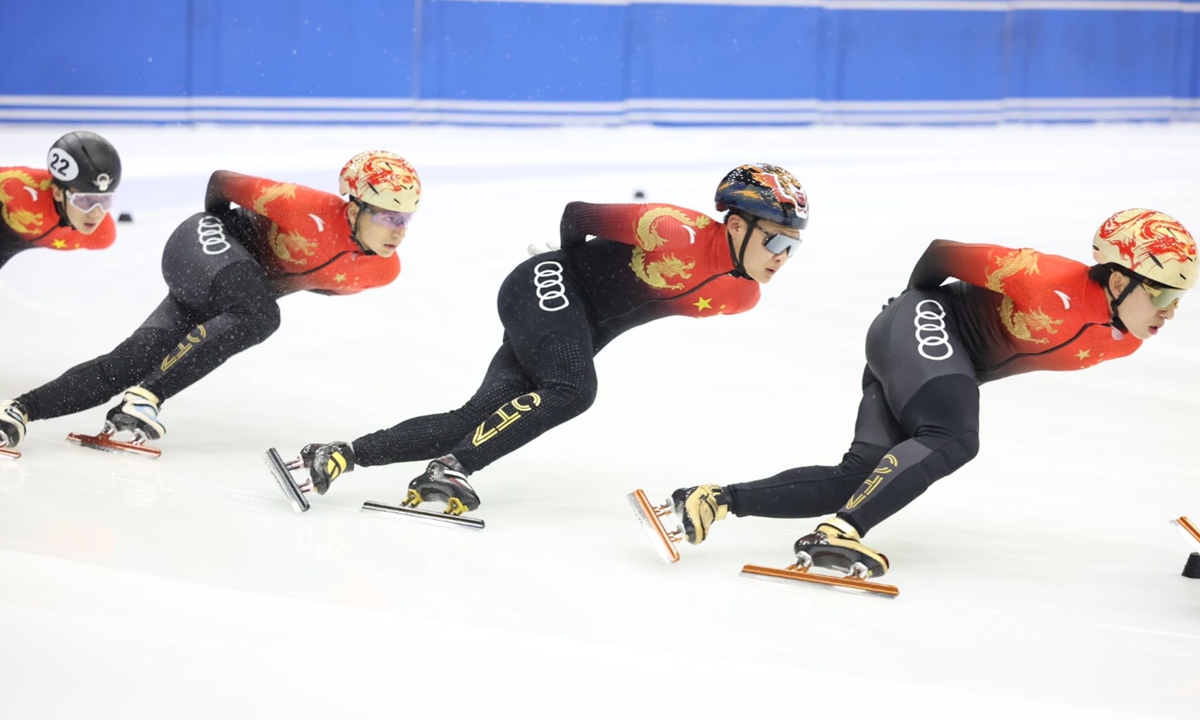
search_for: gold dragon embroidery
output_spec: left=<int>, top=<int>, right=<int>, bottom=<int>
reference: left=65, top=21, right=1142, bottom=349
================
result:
left=985, top=249, right=1062, bottom=344
left=0, top=170, right=50, bottom=235
left=630, top=207, right=706, bottom=289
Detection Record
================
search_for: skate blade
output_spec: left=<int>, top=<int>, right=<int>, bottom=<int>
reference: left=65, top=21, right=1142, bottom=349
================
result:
left=1171, top=516, right=1200, bottom=553
left=627, top=489, right=682, bottom=563
left=0, top=446, right=19, bottom=459
left=361, top=501, right=484, bottom=530
left=264, top=447, right=310, bottom=513
left=66, top=431, right=161, bottom=458
left=740, top=563, right=899, bottom=598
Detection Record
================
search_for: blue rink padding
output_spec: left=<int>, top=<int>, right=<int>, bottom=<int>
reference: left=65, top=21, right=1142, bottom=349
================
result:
left=2, top=0, right=1199, bottom=124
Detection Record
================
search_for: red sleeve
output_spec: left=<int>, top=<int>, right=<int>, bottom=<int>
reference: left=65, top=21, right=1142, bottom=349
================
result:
left=559, top=202, right=713, bottom=252
left=908, top=240, right=1016, bottom=290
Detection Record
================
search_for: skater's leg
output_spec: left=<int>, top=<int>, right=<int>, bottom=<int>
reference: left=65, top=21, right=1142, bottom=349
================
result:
left=352, top=343, right=532, bottom=466
left=835, top=373, right=980, bottom=535
left=138, top=260, right=280, bottom=401
left=444, top=253, right=597, bottom=473
left=830, top=289, right=981, bottom=535
left=15, top=296, right=191, bottom=421
left=724, top=366, right=906, bottom=519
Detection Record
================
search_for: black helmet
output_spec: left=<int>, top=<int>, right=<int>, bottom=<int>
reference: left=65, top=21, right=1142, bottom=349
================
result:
left=714, top=163, right=808, bottom=230
left=47, top=131, right=121, bottom=193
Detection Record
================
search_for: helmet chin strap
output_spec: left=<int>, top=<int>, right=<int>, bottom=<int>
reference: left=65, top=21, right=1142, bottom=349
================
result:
left=347, top=199, right=376, bottom=256
left=726, top=215, right=757, bottom=280
left=1108, top=269, right=1139, bottom=334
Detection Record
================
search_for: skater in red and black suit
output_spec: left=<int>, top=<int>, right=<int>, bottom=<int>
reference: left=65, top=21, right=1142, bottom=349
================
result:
left=289, top=163, right=810, bottom=515
left=0, top=151, right=420, bottom=453
left=657, top=209, right=1196, bottom=578
left=0, top=131, right=121, bottom=271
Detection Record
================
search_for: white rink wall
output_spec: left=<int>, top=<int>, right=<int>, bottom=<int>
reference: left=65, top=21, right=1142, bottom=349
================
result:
left=0, top=124, right=1198, bottom=719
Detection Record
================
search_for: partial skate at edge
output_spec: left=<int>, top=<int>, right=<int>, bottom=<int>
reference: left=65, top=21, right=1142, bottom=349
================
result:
left=627, top=489, right=682, bottom=563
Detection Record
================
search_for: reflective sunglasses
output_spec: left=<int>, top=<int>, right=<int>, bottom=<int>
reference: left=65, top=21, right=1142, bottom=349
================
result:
left=1141, top=281, right=1185, bottom=311
left=762, top=230, right=802, bottom=257
left=364, top=206, right=414, bottom=230
left=67, top=192, right=115, bottom=214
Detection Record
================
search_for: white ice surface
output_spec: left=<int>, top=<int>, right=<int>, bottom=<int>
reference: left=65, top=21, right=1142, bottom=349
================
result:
left=1, top=124, right=1198, bottom=719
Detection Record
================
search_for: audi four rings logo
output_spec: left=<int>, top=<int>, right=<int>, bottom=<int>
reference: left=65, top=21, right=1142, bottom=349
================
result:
left=913, top=299, right=954, bottom=361
left=533, top=261, right=569, bottom=312
left=197, top=216, right=231, bottom=255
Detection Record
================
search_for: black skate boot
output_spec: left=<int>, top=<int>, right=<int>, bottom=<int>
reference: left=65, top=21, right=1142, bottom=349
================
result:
left=793, top=517, right=890, bottom=578
left=299, top=441, right=355, bottom=495
left=105, top=387, right=165, bottom=440
left=670, top=484, right=730, bottom=545
left=0, top=399, right=29, bottom=449
left=402, top=455, right=480, bottom=515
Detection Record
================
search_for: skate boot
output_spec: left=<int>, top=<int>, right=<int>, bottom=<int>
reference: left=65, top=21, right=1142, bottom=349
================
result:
left=0, top=399, right=29, bottom=449
left=670, top=484, right=730, bottom=545
left=402, top=455, right=480, bottom=515
left=105, top=387, right=166, bottom=441
left=793, top=516, right=890, bottom=578
left=299, top=441, right=355, bottom=495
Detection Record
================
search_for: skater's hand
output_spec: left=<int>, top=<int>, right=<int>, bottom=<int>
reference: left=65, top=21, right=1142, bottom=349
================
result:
left=527, top=240, right=561, bottom=257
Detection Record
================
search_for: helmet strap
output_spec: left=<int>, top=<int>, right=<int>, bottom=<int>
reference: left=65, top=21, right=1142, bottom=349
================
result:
left=1108, top=267, right=1139, bottom=333
left=726, top=214, right=756, bottom=280
left=51, top=186, right=71, bottom=228
left=347, top=199, right=376, bottom=256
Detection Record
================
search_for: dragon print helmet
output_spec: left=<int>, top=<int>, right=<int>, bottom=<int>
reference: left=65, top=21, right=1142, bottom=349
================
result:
left=715, top=163, right=808, bottom=230
left=338, top=151, right=421, bottom=213
left=1093, top=208, right=1197, bottom=290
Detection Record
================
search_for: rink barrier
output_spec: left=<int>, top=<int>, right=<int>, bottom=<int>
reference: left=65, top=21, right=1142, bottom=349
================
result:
left=3, top=0, right=1200, bottom=125
left=1, top=96, right=1197, bottom=125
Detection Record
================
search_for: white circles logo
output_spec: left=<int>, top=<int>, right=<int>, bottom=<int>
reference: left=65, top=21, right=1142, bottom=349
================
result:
left=197, top=215, right=232, bottom=256
left=47, top=148, right=79, bottom=182
left=913, top=299, right=954, bottom=361
left=533, top=261, right=569, bottom=312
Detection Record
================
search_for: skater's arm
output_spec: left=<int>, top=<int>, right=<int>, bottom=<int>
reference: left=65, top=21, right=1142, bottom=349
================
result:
left=907, top=239, right=1007, bottom=290
left=559, top=201, right=647, bottom=249
left=204, top=170, right=260, bottom=216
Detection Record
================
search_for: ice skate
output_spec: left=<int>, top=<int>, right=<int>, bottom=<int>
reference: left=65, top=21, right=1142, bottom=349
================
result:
left=264, top=447, right=312, bottom=513
left=1171, top=516, right=1200, bottom=554
left=0, top=400, right=27, bottom=459
left=741, top=517, right=899, bottom=598
left=1171, top=517, right=1200, bottom=579
left=361, top=455, right=484, bottom=529
left=67, top=388, right=164, bottom=458
left=628, top=489, right=684, bottom=563
left=300, top=441, right=355, bottom=495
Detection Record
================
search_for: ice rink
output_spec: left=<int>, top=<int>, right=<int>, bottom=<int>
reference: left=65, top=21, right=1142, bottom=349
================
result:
left=1, top=123, right=1198, bottom=718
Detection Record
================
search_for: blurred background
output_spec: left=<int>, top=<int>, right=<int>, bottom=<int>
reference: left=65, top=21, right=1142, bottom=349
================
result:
left=2, top=0, right=1198, bottom=125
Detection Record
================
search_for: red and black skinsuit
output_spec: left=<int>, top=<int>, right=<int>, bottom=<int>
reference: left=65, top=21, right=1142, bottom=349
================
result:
left=0, top=167, right=116, bottom=270
left=725, top=240, right=1140, bottom=535
left=351, top=202, right=761, bottom=474
left=14, top=172, right=399, bottom=424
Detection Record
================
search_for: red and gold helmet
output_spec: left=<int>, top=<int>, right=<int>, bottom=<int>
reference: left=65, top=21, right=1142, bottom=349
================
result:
left=339, top=151, right=421, bottom=213
left=1093, top=208, right=1197, bottom=290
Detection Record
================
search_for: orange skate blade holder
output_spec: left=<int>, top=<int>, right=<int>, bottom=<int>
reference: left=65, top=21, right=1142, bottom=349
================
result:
left=741, top=562, right=900, bottom=598
left=1171, top=516, right=1200, bottom=553
left=67, top=429, right=161, bottom=458
left=0, top=446, right=19, bottom=459
left=627, top=489, right=682, bottom=563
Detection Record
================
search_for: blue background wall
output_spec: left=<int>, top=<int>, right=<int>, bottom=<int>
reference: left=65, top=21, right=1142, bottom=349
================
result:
left=1, top=0, right=1198, bottom=124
